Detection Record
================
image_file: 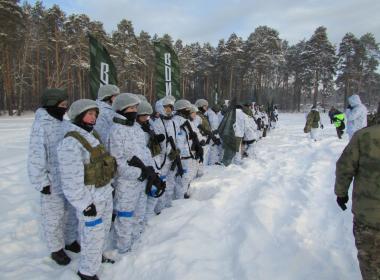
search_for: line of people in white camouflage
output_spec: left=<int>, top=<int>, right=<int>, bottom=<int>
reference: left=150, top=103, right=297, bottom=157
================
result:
left=27, top=85, right=278, bottom=280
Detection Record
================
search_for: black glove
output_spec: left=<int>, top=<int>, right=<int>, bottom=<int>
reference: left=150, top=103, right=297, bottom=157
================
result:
left=41, top=185, right=51, bottom=195
left=336, top=196, right=349, bottom=211
left=199, top=140, right=206, bottom=146
left=176, top=165, right=185, bottom=177
left=213, top=137, right=221, bottom=146
left=320, top=124, right=324, bottom=129
left=154, top=134, right=165, bottom=143
left=83, top=203, right=97, bottom=216
left=145, top=174, right=166, bottom=197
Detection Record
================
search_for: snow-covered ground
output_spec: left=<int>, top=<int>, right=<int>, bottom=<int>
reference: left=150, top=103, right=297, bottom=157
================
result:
left=0, top=113, right=361, bottom=280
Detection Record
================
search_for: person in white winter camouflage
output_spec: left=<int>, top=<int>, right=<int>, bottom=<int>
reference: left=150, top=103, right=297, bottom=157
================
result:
left=135, top=101, right=166, bottom=236
left=207, top=104, right=223, bottom=165
left=346, top=94, right=368, bottom=139
left=108, top=94, right=165, bottom=255
left=94, top=84, right=120, bottom=145
left=57, top=99, right=116, bottom=280
left=172, top=100, right=202, bottom=199
left=152, top=96, right=183, bottom=212
left=28, top=88, right=79, bottom=266
left=194, top=99, right=212, bottom=168
left=187, top=105, right=205, bottom=188
left=241, top=101, right=259, bottom=159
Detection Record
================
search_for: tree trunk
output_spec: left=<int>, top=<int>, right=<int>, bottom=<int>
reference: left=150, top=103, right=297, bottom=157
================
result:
left=229, top=68, right=233, bottom=100
left=344, top=80, right=349, bottom=109
left=4, top=47, right=14, bottom=116
left=313, top=70, right=319, bottom=106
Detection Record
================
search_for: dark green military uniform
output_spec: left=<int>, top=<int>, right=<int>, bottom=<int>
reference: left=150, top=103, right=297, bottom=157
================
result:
left=304, top=110, right=320, bottom=133
left=335, top=113, right=380, bottom=280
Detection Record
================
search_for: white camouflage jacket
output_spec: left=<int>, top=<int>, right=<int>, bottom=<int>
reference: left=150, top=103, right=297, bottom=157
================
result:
left=346, top=95, right=368, bottom=137
left=94, top=100, right=116, bottom=145
left=172, top=114, right=194, bottom=159
left=28, top=108, right=67, bottom=194
left=243, top=112, right=258, bottom=142
left=234, top=109, right=245, bottom=138
left=57, top=123, right=113, bottom=212
left=108, top=114, right=155, bottom=184
left=151, top=116, right=177, bottom=168
left=207, top=108, right=221, bottom=132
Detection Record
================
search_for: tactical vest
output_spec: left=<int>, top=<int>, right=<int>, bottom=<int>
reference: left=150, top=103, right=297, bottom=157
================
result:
left=197, top=112, right=211, bottom=135
left=64, top=130, right=117, bottom=188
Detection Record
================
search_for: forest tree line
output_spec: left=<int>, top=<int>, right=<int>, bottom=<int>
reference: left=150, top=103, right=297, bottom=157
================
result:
left=1, top=0, right=380, bottom=115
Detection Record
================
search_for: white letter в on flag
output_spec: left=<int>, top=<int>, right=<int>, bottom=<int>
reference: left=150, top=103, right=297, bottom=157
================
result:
left=100, top=62, right=109, bottom=85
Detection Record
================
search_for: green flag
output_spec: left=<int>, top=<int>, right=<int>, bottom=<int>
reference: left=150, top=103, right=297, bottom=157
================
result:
left=89, top=34, right=118, bottom=100
left=154, top=40, right=180, bottom=100
left=219, top=99, right=238, bottom=166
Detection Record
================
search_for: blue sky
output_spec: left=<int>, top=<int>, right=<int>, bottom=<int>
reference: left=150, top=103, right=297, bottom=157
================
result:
left=27, top=0, right=380, bottom=47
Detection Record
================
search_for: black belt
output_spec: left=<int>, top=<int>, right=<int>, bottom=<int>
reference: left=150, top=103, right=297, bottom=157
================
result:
left=242, top=139, right=256, bottom=145
left=181, top=156, right=193, bottom=160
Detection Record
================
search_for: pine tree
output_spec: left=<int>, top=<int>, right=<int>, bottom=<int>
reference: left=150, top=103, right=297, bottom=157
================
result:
left=305, top=26, right=337, bottom=106
left=336, top=33, right=364, bottom=108
left=245, top=26, right=283, bottom=105
left=0, top=0, right=25, bottom=115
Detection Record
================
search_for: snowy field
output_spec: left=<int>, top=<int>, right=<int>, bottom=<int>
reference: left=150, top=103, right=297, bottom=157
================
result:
left=0, top=113, right=361, bottom=280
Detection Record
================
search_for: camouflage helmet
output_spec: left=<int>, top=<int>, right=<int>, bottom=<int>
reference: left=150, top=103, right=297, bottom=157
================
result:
left=195, top=99, right=208, bottom=108
left=137, top=101, right=153, bottom=115
left=134, top=94, right=148, bottom=102
left=41, top=88, right=68, bottom=107
left=97, top=84, right=120, bottom=101
left=174, top=99, right=192, bottom=111
left=67, top=99, right=98, bottom=121
left=112, top=93, right=140, bottom=112
left=189, top=104, right=199, bottom=114
left=162, top=95, right=176, bottom=106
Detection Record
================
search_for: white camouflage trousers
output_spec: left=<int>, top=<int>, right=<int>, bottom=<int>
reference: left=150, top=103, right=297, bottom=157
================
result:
left=155, top=162, right=176, bottom=213
left=113, top=180, right=146, bottom=253
left=77, top=191, right=113, bottom=277
left=207, top=143, right=221, bottom=165
left=174, top=158, right=192, bottom=199
left=40, top=193, right=78, bottom=253
left=243, top=143, right=256, bottom=159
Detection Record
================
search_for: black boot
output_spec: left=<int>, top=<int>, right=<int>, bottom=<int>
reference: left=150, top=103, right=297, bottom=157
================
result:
left=65, top=240, right=81, bottom=253
left=184, top=192, right=190, bottom=199
left=102, top=255, right=115, bottom=264
left=51, top=249, right=71, bottom=265
left=77, top=271, right=99, bottom=280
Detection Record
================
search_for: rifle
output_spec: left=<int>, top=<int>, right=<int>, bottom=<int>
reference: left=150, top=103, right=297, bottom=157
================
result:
left=167, top=135, right=185, bottom=177
left=197, top=125, right=221, bottom=146
left=141, top=122, right=164, bottom=157
left=181, top=121, right=204, bottom=163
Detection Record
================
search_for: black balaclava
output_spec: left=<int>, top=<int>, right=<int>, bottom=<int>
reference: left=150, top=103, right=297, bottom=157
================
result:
left=140, top=120, right=151, bottom=132
left=117, top=110, right=137, bottom=126
left=177, top=109, right=191, bottom=119
left=198, top=107, right=206, bottom=114
left=136, top=114, right=150, bottom=132
left=73, top=109, right=98, bottom=132
left=44, top=102, right=67, bottom=121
